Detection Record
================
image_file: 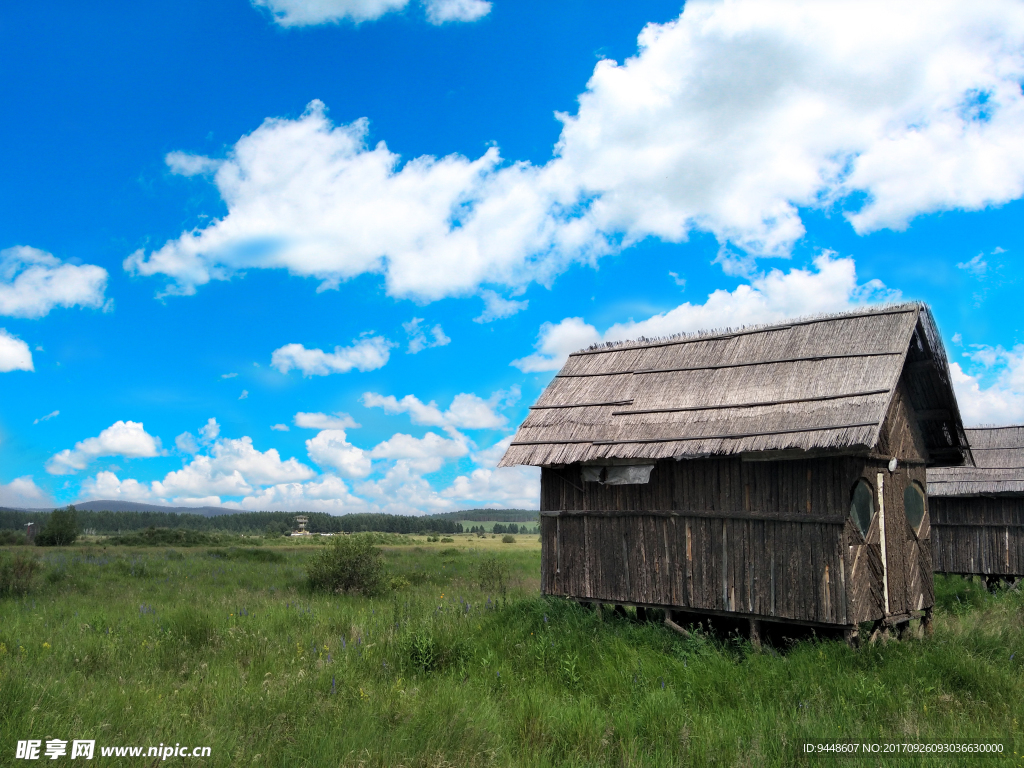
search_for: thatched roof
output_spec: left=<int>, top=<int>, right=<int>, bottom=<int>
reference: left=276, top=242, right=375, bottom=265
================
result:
left=500, top=302, right=968, bottom=468
left=928, top=426, right=1024, bottom=497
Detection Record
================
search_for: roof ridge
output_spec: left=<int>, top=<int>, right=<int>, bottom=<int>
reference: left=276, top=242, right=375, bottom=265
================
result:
left=571, top=301, right=923, bottom=357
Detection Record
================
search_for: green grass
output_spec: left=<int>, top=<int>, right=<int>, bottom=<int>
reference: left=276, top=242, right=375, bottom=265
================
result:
left=1, top=543, right=1022, bottom=767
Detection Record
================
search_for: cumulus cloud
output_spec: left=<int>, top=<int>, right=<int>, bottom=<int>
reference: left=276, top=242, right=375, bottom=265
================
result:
left=239, top=475, right=370, bottom=512
left=0, top=329, right=34, bottom=372
left=305, top=429, right=372, bottom=478
left=950, top=346, right=1024, bottom=425
left=33, top=410, right=59, bottom=425
left=154, top=436, right=315, bottom=498
left=512, top=254, right=899, bottom=372
left=473, top=290, right=528, bottom=323
left=362, top=387, right=515, bottom=430
left=0, top=476, right=51, bottom=508
left=251, top=0, right=489, bottom=27
left=271, top=335, right=394, bottom=376
left=294, top=411, right=360, bottom=429
left=0, top=246, right=108, bottom=319
left=441, top=466, right=539, bottom=509
left=369, top=431, right=469, bottom=474
left=129, top=2, right=1024, bottom=301
left=166, top=151, right=222, bottom=177
left=271, top=423, right=290, bottom=431
left=46, top=421, right=164, bottom=475
left=176, top=418, right=221, bottom=454
left=403, top=317, right=450, bottom=354
left=78, top=471, right=156, bottom=503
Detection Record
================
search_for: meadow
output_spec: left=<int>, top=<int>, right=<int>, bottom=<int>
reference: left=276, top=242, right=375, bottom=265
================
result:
left=1, top=535, right=1022, bottom=767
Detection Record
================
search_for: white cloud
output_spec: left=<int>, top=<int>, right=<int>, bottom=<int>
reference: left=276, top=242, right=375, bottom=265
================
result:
left=950, top=346, right=1024, bottom=425
left=423, top=0, right=490, bottom=24
left=369, top=431, right=468, bottom=473
left=0, top=246, right=108, bottom=319
left=128, top=3, right=1024, bottom=300
left=250, top=0, right=488, bottom=27
left=511, top=316, right=602, bottom=373
left=271, top=335, right=394, bottom=376
left=355, top=461, right=455, bottom=514
left=166, top=151, right=222, bottom=177
left=46, top=421, right=164, bottom=475
left=441, top=466, right=539, bottom=509
left=221, top=372, right=238, bottom=379
left=957, top=254, right=988, bottom=278
left=271, top=423, right=290, bottom=431
left=362, top=388, right=512, bottom=429
left=294, top=411, right=360, bottom=429
left=154, top=436, right=315, bottom=497
left=78, top=471, right=156, bottom=503
left=176, top=418, right=221, bottom=454
left=403, top=317, right=450, bottom=354
left=305, top=429, right=372, bottom=478
left=33, top=410, right=59, bottom=424
left=239, top=389, right=249, bottom=400
left=175, top=432, right=200, bottom=454
left=513, top=254, right=899, bottom=371
left=0, top=328, right=34, bottom=372
left=0, top=476, right=51, bottom=508
left=252, top=0, right=409, bottom=26
left=473, top=289, right=528, bottom=323
left=239, top=475, right=370, bottom=512
left=471, top=434, right=513, bottom=468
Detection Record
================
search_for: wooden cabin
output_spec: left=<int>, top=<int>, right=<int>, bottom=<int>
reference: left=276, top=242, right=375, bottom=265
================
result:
left=928, top=426, right=1024, bottom=585
left=500, top=303, right=969, bottom=641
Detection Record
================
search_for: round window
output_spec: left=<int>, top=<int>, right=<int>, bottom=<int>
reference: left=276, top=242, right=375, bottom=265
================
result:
left=904, top=483, right=926, bottom=534
left=850, top=480, right=874, bottom=538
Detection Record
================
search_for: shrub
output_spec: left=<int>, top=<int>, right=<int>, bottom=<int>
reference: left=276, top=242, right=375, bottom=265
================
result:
left=307, top=534, right=386, bottom=596
left=501, top=534, right=515, bottom=544
left=0, top=530, right=28, bottom=546
left=0, top=551, right=41, bottom=596
left=35, top=506, right=78, bottom=547
left=440, top=537, right=454, bottom=543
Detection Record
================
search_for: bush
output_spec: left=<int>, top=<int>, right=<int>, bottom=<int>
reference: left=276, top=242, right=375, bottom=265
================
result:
left=0, top=530, right=28, bottom=546
left=306, top=535, right=386, bottom=596
left=440, top=537, right=454, bottom=543
left=0, top=551, right=41, bottom=596
left=35, top=506, right=78, bottom=547
left=501, top=534, right=515, bottom=544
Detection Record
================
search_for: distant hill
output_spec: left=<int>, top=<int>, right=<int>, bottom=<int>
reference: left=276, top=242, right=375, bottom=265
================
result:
left=72, top=500, right=243, bottom=517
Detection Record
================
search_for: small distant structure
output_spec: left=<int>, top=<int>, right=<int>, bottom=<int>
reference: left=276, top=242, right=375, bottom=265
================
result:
left=500, top=303, right=969, bottom=644
left=929, top=426, right=1024, bottom=586
left=24, top=522, right=36, bottom=543
left=291, top=515, right=310, bottom=536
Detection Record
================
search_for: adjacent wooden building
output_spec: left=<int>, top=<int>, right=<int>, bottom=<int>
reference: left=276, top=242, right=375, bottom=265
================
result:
left=928, top=426, right=1024, bottom=584
left=500, top=303, right=970, bottom=639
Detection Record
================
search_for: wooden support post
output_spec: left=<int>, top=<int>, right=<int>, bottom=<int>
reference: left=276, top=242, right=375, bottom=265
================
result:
left=749, top=618, right=762, bottom=649
left=664, top=613, right=691, bottom=638
left=843, top=626, right=859, bottom=649
left=636, top=606, right=648, bottom=623
left=614, top=604, right=628, bottom=619
left=921, top=607, right=934, bottom=638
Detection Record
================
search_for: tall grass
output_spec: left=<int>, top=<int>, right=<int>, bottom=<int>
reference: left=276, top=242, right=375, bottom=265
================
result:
left=1, top=542, right=1021, bottom=766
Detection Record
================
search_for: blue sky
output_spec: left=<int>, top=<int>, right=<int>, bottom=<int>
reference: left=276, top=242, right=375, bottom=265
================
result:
left=2, top=0, right=1024, bottom=514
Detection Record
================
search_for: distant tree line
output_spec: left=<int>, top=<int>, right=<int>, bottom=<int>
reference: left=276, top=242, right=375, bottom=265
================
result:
left=466, top=523, right=540, bottom=535
left=0, top=508, right=465, bottom=536
left=431, top=509, right=538, bottom=523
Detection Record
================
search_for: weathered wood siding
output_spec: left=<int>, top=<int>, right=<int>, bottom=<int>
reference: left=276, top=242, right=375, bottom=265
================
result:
left=931, top=496, right=1024, bottom=577
left=540, top=452, right=933, bottom=625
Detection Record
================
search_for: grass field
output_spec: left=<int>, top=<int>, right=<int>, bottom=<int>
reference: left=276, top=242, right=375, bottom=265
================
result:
left=1, top=536, right=1022, bottom=767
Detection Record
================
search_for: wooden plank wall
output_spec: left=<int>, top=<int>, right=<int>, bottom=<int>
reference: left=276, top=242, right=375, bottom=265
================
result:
left=540, top=453, right=934, bottom=625
left=931, top=496, right=1024, bottom=576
